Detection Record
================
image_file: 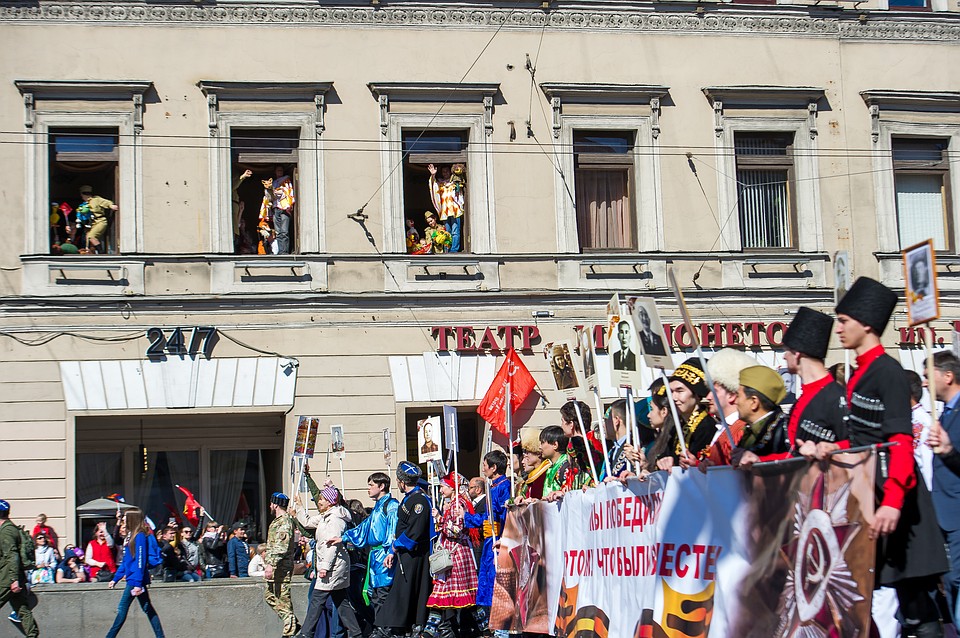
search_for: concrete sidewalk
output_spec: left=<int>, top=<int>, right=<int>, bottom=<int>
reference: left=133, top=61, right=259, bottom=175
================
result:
left=0, top=578, right=313, bottom=637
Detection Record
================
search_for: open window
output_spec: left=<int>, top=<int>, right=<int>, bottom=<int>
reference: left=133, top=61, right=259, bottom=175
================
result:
left=573, top=130, right=637, bottom=251
left=229, top=129, right=300, bottom=255
left=402, top=130, right=469, bottom=254
left=48, top=128, right=121, bottom=255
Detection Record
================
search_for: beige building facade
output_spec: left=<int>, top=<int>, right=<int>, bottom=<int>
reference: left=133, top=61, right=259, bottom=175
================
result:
left=1, top=0, right=959, bottom=545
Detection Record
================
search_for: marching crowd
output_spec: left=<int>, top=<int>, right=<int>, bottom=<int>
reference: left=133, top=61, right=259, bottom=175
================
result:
left=2, top=275, right=960, bottom=638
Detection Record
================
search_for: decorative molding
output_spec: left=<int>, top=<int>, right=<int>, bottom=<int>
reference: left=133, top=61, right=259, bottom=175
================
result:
left=197, top=80, right=334, bottom=135
left=368, top=82, right=500, bottom=136
left=14, top=80, right=152, bottom=130
left=702, top=86, right=825, bottom=140
left=540, top=83, right=670, bottom=139
left=6, top=4, right=958, bottom=42
left=861, top=90, right=960, bottom=143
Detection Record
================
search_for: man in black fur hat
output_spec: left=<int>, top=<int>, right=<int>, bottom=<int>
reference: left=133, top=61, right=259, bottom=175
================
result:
left=769, top=306, right=847, bottom=461
left=376, top=461, right=433, bottom=636
left=816, top=277, right=947, bottom=638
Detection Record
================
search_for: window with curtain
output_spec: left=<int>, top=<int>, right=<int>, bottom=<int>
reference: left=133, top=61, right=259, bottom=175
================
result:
left=76, top=452, right=123, bottom=506
left=134, top=451, right=200, bottom=530
left=574, top=130, right=636, bottom=251
left=735, top=132, right=796, bottom=249
left=893, top=138, right=951, bottom=251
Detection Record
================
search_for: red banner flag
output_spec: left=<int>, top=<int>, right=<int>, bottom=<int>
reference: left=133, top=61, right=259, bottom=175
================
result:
left=477, top=349, right=537, bottom=436
left=176, top=484, right=201, bottom=526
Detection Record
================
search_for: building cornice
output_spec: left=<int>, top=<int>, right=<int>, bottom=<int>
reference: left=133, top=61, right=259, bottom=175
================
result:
left=860, top=89, right=960, bottom=110
left=2, top=3, right=959, bottom=42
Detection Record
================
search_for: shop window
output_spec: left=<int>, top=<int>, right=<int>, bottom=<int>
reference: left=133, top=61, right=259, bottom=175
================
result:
left=893, top=138, right=952, bottom=250
left=573, top=131, right=637, bottom=251
left=402, top=130, right=469, bottom=254
left=48, top=128, right=120, bottom=255
left=230, top=129, right=300, bottom=255
left=734, top=132, right=797, bottom=250
left=134, top=450, right=201, bottom=532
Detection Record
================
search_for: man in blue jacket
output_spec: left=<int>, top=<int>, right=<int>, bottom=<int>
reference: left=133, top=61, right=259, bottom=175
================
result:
left=928, top=351, right=960, bottom=620
left=464, top=450, right=511, bottom=629
left=227, top=523, right=250, bottom=578
left=332, top=471, right=398, bottom=618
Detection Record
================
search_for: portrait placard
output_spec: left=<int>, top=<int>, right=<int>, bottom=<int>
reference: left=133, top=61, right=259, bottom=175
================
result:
left=546, top=341, right=579, bottom=391
left=607, top=310, right=642, bottom=389
left=834, top=250, right=851, bottom=306
left=576, top=326, right=598, bottom=391
left=627, top=296, right=672, bottom=369
left=330, top=424, right=345, bottom=460
left=903, top=239, right=939, bottom=326
left=294, top=416, right=320, bottom=458
left=443, top=405, right=459, bottom=452
left=382, top=428, right=392, bottom=466
left=417, top=416, right=443, bottom=463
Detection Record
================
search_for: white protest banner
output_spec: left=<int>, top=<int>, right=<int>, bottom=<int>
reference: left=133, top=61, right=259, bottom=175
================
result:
left=492, top=452, right=876, bottom=638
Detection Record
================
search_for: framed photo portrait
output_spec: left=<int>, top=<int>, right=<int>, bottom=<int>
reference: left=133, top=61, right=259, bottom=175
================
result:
left=546, top=341, right=579, bottom=391
left=903, top=239, right=939, bottom=326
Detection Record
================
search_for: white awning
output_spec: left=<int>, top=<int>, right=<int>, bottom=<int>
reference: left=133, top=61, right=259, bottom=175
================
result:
left=59, top=357, right=298, bottom=411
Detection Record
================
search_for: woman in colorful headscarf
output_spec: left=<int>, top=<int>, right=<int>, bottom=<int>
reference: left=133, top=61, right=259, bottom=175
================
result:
left=422, top=473, right=484, bottom=638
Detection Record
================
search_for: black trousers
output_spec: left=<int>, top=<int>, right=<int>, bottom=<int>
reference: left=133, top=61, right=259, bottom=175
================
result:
left=300, top=587, right=362, bottom=638
left=895, top=576, right=944, bottom=631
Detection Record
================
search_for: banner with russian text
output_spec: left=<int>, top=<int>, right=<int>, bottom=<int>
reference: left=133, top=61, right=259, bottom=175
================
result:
left=491, top=452, right=876, bottom=638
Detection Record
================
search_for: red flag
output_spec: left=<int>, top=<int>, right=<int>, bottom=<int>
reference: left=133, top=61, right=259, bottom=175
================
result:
left=477, top=349, right=537, bottom=436
left=176, top=484, right=201, bottom=527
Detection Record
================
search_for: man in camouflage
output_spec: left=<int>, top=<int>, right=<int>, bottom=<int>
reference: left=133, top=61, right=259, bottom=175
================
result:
left=264, top=492, right=299, bottom=637
left=0, top=500, right=39, bottom=638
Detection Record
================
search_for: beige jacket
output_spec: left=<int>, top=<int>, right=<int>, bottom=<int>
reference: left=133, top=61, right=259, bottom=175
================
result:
left=298, top=505, right=352, bottom=591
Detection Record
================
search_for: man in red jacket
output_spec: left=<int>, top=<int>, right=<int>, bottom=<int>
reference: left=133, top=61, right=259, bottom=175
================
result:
left=814, top=277, right=947, bottom=638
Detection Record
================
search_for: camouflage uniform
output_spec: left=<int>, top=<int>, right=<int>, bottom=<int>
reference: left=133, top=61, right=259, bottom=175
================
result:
left=264, top=511, right=299, bottom=636
left=0, top=519, right=39, bottom=638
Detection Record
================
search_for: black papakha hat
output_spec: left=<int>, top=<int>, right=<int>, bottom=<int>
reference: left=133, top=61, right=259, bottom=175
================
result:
left=783, top=306, right=833, bottom=361
left=835, top=277, right=898, bottom=335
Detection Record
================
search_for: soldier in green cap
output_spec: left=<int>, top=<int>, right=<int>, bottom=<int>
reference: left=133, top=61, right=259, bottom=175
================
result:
left=264, top=492, right=300, bottom=637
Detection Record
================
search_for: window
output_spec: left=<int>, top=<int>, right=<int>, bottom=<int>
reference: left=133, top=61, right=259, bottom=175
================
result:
left=48, top=129, right=120, bottom=255
left=402, top=130, right=469, bottom=254
left=893, top=138, right=952, bottom=250
left=199, top=81, right=332, bottom=256
left=574, top=131, right=636, bottom=251
left=230, top=129, right=300, bottom=255
left=368, top=82, right=498, bottom=256
left=16, top=80, right=150, bottom=256
left=888, top=0, right=928, bottom=9
left=734, top=133, right=796, bottom=249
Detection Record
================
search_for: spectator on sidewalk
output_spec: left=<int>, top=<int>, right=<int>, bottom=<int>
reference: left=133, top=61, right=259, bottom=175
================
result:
left=227, top=523, right=251, bottom=578
left=179, top=526, right=201, bottom=582
left=30, top=533, right=57, bottom=585
left=200, top=521, right=228, bottom=579
left=85, top=522, right=117, bottom=581
left=248, top=545, right=267, bottom=577
left=32, top=513, right=58, bottom=551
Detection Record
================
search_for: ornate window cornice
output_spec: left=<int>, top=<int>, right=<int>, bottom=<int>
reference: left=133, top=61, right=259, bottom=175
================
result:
left=860, top=89, right=960, bottom=142
left=197, top=80, right=334, bottom=134
left=367, top=82, right=500, bottom=136
left=540, top=83, right=669, bottom=138
left=14, top=79, right=152, bottom=130
left=703, top=85, right=825, bottom=139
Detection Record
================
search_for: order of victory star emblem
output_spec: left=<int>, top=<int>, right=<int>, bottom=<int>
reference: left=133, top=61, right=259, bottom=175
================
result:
left=776, top=472, right=864, bottom=638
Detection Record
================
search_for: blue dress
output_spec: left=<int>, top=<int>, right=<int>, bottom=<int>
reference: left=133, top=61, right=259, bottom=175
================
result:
left=464, top=475, right=510, bottom=607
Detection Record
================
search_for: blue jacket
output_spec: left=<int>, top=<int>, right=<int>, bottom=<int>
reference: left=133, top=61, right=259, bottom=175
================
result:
left=933, top=400, right=960, bottom=532
left=342, top=494, right=398, bottom=590
left=227, top=537, right=250, bottom=577
left=112, top=532, right=154, bottom=589
left=464, top=475, right=510, bottom=607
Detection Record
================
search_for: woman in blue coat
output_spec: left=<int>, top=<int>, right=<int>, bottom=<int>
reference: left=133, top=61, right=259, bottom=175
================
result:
left=106, top=507, right=165, bottom=638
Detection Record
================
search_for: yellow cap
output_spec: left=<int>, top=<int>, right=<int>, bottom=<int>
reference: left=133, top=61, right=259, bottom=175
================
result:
left=738, top=365, right=786, bottom=405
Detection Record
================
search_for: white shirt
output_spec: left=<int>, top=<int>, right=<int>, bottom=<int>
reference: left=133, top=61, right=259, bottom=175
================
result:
left=709, top=410, right=741, bottom=446
left=911, top=403, right=933, bottom=491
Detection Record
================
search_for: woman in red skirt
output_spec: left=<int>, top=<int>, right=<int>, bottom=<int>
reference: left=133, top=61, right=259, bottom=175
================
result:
left=422, top=473, right=485, bottom=638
